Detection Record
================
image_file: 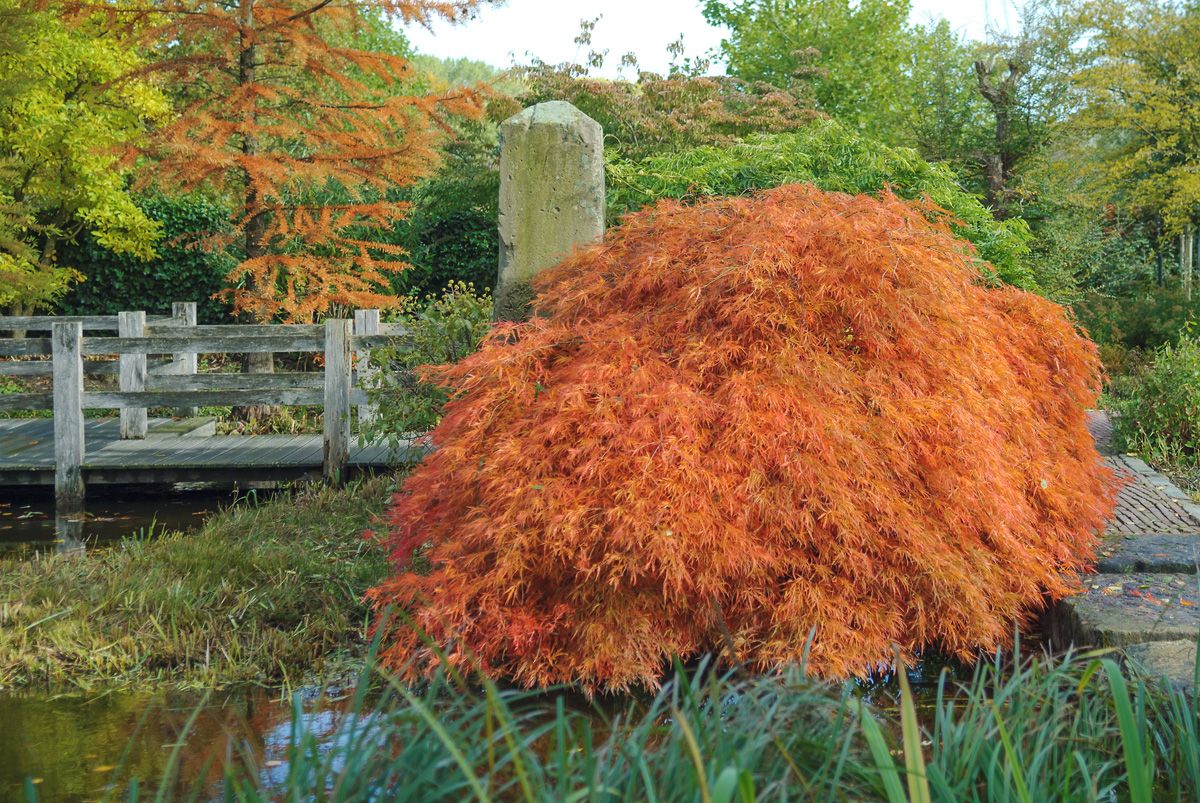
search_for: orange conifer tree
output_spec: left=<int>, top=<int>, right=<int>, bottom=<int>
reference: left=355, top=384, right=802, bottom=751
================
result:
left=88, top=0, right=488, bottom=322
left=369, top=185, right=1118, bottom=692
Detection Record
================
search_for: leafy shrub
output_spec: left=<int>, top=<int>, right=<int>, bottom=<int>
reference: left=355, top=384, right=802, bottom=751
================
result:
left=1113, top=334, right=1200, bottom=464
left=1073, top=288, right=1200, bottom=352
left=383, top=126, right=501, bottom=299
left=361, top=281, right=493, bottom=445
left=1026, top=209, right=1160, bottom=298
left=369, top=185, right=1116, bottom=691
left=389, top=208, right=497, bottom=297
left=607, top=118, right=1043, bottom=292
left=57, top=193, right=235, bottom=323
left=521, top=65, right=821, bottom=161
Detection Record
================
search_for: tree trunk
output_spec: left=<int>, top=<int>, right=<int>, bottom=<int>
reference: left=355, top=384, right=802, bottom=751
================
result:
left=1184, top=228, right=1194, bottom=302
left=974, top=57, right=1026, bottom=220
left=232, top=0, right=277, bottom=423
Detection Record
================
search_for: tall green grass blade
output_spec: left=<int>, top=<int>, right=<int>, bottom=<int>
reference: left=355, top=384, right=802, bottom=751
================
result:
left=154, top=689, right=210, bottom=803
left=854, top=700, right=907, bottom=803
left=385, top=677, right=492, bottom=802
left=1102, top=659, right=1152, bottom=803
left=711, top=766, right=740, bottom=803
left=896, top=657, right=932, bottom=803
left=990, top=702, right=1033, bottom=803
left=674, top=705, right=713, bottom=803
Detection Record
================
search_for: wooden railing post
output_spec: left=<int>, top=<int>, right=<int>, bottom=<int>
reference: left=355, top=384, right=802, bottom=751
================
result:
left=323, top=318, right=352, bottom=484
left=119, top=311, right=148, bottom=439
left=52, top=321, right=85, bottom=511
left=353, top=309, right=380, bottom=428
left=171, top=301, right=198, bottom=417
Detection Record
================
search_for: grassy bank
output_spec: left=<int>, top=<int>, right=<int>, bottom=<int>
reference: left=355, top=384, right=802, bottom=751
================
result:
left=0, top=475, right=396, bottom=692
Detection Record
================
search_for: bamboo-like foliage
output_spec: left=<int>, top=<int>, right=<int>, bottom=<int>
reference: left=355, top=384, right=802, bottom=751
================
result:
left=84, top=0, right=487, bottom=322
left=370, top=185, right=1118, bottom=691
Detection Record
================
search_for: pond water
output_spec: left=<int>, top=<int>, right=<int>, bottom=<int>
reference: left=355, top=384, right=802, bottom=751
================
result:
left=0, top=685, right=354, bottom=800
left=0, top=660, right=971, bottom=800
left=0, top=486, right=270, bottom=558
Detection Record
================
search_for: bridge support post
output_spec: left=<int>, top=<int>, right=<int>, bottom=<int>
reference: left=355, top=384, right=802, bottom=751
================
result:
left=172, top=301, right=198, bottom=418
left=353, top=309, right=380, bottom=428
left=323, top=318, right=352, bottom=485
left=52, top=322, right=85, bottom=511
left=119, top=311, right=148, bottom=439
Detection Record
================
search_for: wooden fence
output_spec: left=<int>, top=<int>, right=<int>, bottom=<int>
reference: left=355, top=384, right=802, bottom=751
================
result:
left=0, top=303, right=405, bottom=507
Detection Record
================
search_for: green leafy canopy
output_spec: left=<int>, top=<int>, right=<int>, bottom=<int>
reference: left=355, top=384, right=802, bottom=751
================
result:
left=608, top=119, right=1039, bottom=291
left=0, top=1, right=168, bottom=310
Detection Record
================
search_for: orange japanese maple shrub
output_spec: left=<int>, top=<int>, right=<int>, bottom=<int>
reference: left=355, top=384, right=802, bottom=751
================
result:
left=368, top=184, right=1117, bottom=691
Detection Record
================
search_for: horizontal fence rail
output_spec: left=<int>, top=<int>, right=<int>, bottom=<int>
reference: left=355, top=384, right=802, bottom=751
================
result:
left=0, top=332, right=404, bottom=357
left=0, top=303, right=407, bottom=508
left=0, top=314, right=174, bottom=332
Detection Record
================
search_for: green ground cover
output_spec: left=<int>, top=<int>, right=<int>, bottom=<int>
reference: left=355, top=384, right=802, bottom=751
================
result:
left=0, top=475, right=395, bottom=691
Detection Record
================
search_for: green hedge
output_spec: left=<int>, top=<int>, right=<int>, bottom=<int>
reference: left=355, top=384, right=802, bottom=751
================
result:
left=58, top=194, right=236, bottom=323
left=389, top=208, right=497, bottom=299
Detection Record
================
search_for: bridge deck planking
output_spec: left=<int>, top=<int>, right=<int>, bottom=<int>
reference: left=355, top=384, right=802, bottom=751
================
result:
left=0, top=417, right=420, bottom=484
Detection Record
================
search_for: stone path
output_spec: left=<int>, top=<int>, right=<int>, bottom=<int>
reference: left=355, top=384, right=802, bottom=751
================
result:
left=1045, top=411, right=1200, bottom=686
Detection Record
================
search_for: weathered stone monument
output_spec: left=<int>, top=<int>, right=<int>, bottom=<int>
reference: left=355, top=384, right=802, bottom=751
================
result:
left=495, top=101, right=605, bottom=321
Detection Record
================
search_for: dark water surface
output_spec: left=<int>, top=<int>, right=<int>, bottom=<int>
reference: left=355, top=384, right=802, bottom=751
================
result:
left=0, top=485, right=301, bottom=799
left=0, top=486, right=268, bottom=557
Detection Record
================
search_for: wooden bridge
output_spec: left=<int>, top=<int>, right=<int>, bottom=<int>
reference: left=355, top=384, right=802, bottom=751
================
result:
left=0, top=304, right=424, bottom=509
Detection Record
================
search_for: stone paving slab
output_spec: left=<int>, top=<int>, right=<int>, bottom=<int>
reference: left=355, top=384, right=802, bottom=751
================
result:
left=1049, top=573, right=1200, bottom=647
left=1087, top=409, right=1115, bottom=455
left=1047, top=412, right=1200, bottom=689
left=1097, top=534, right=1200, bottom=574
left=1123, top=640, right=1199, bottom=688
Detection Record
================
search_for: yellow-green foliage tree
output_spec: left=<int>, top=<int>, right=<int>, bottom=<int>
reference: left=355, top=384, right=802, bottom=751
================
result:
left=1073, top=0, right=1200, bottom=235
left=0, top=0, right=167, bottom=312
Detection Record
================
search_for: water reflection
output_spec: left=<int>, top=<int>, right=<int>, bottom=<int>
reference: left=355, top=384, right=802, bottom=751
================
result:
left=0, top=486, right=271, bottom=558
left=0, top=686, right=352, bottom=800
left=54, top=513, right=86, bottom=555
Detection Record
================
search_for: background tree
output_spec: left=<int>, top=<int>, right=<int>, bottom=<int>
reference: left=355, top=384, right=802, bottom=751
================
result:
left=702, top=0, right=918, bottom=144
left=91, top=0, right=491, bottom=324
left=519, top=25, right=821, bottom=161
left=907, top=20, right=989, bottom=179
left=521, top=66, right=820, bottom=161
left=1071, top=0, right=1200, bottom=258
left=970, top=0, right=1089, bottom=219
left=0, top=0, right=167, bottom=313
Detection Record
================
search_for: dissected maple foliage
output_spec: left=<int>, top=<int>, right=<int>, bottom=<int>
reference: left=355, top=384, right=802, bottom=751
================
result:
left=369, top=184, right=1117, bottom=691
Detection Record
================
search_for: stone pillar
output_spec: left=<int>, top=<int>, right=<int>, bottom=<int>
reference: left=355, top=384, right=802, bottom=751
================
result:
left=495, top=101, right=605, bottom=321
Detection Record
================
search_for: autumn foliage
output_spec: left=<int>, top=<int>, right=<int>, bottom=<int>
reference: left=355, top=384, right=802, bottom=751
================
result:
left=369, top=185, right=1117, bottom=691
left=87, top=0, right=487, bottom=322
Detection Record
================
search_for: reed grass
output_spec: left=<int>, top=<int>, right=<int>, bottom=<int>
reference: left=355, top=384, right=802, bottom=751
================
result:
left=100, top=638, right=1200, bottom=802
left=0, top=475, right=395, bottom=691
